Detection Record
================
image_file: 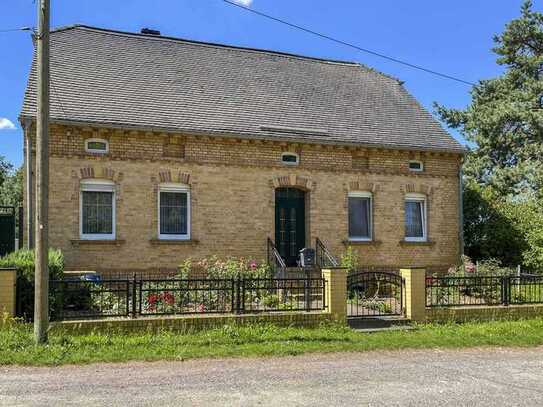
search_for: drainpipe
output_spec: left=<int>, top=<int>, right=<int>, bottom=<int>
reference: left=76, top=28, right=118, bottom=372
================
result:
left=458, top=155, right=465, bottom=262
left=24, top=119, right=34, bottom=249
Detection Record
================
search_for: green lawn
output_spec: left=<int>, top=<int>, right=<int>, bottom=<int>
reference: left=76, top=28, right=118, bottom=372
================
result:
left=2, top=318, right=543, bottom=366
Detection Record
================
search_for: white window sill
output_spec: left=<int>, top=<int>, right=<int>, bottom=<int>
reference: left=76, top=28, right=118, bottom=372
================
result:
left=71, top=239, right=125, bottom=246
left=400, top=239, right=435, bottom=247
left=150, top=238, right=199, bottom=245
left=342, top=239, right=382, bottom=246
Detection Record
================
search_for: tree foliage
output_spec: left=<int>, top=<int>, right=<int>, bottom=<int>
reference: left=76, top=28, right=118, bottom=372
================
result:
left=435, top=2, right=543, bottom=270
left=436, top=1, right=543, bottom=199
left=0, top=165, right=23, bottom=208
left=463, top=181, right=543, bottom=270
left=0, top=155, right=13, bottom=188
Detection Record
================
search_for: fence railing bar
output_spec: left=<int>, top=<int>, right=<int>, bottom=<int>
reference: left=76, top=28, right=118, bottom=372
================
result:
left=426, top=275, right=543, bottom=307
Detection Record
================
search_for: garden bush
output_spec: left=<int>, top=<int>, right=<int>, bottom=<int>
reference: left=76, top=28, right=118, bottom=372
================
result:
left=0, top=248, right=64, bottom=320
left=178, top=256, right=272, bottom=280
left=340, top=246, right=359, bottom=272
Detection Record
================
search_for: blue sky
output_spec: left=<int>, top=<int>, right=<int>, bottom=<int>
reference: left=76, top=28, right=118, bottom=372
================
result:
left=0, top=0, right=534, bottom=167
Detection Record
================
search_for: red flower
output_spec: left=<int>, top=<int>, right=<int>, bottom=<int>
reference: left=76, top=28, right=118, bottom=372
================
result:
left=147, top=294, right=159, bottom=305
left=162, top=291, right=175, bottom=305
left=197, top=303, right=205, bottom=312
left=249, top=260, right=257, bottom=270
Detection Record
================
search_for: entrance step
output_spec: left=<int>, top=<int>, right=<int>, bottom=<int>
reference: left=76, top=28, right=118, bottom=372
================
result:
left=281, top=267, right=320, bottom=278
left=348, top=316, right=414, bottom=333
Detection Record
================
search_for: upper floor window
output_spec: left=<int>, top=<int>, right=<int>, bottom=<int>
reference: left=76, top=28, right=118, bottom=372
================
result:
left=80, top=179, right=115, bottom=240
left=348, top=191, right=372, bottom=241
left=408, top=160, right=424, bottom=172
left=158, top=183, right=190, bottom=240
left=85, top=138, right=109, bottom=154
left=281, top=152, right=299, bottom=166
left=405, top=193, right=426, bottom=242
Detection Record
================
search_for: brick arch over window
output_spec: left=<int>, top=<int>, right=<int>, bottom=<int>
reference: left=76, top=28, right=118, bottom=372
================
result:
left=400, top=183, right=433, bottom=196
left=270, top=174, right=315, bottom=191
left=347, top=181, right=380, bottom=193
left=155, top=170, right=191, bottom=185
left=76, top=166, right=121, bottom=182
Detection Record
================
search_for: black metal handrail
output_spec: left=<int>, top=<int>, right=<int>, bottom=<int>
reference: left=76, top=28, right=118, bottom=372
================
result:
left=315, top=237, right=338, bottom=268
left=267, top=237, right=286, bottom=277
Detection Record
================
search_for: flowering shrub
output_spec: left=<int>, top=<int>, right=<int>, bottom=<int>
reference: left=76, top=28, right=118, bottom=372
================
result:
left=143, top=290, right=176, bottom=313
left=447, top=255, right=514, bottom=277
left=428, top=256, right=518, bottom=306
left=178, top=256, right=272, bottom=280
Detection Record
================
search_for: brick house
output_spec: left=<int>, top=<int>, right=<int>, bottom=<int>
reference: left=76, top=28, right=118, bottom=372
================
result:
left=20, top=25, right=465, bottom=276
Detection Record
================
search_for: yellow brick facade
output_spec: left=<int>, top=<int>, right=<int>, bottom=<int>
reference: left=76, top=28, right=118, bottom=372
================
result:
left=0, top=269, right=16, bottom=317
left=24, top=124, right=462, bottom=274
left=322, top=267, right=348, bottom=322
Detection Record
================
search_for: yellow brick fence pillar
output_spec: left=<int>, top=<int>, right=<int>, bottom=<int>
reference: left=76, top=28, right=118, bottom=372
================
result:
left=0, top=268, right=17, bottom=318
left=400, top=268, right=426, bottom=322
left=322, top=267, right=348, bottom=323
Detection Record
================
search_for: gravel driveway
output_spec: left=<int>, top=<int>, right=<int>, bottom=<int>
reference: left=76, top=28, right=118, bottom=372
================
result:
left=1, top=347, right=543, bottom=406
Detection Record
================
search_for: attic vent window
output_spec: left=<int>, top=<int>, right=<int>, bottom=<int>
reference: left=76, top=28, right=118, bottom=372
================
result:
left=281, top=152, right=299, bottom=166
left=408, top=160, right=424, bottom=172
left=85, top=138, right=109, bottom=154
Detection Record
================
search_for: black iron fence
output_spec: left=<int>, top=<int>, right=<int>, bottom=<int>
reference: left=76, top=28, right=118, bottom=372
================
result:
left=49, top=277, right=326, bottom=320
left=138, top=279, right=235, bottom=316
left=426, top=275, right=543, bottom=307
left=50, top=279, right=130, bottom=320
left=347, top=271, right=404, bottom=317
left=242, top=278, right=326, bottom=313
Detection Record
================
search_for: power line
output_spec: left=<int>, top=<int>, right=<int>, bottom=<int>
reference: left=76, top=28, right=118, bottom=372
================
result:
left=0, top=24, right=68, bottom=117
left=223, top=0, right=476, bottom=86
left=0, top=27, right=32, bottom=33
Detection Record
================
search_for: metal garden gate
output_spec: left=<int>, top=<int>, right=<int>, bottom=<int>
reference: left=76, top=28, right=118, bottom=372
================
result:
left=0, top=206, right=15, bottom=257
left=347, top=271, right=404, bottom=317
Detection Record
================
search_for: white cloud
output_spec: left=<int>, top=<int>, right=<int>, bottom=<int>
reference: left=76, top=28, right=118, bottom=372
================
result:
left=0, top=118, right=16, bottom=130
left=232, top=0, right=253, bottom=6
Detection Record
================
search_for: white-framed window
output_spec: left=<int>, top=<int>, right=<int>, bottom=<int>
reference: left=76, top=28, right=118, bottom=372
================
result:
left=348, top=191, right=372, bottom=241
left=281, top=152, right=299, bottom=166
left=408, top=160, right=424, bottom=172
left=158, top=183, right=191, bottom=240
left=404, top=193, right=427, bottom=242
left=80, top=179, right=115, bottom=240
left=85, top=138, right=109, bottom=154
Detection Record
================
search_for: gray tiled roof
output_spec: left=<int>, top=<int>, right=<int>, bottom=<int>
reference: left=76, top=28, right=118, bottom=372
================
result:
left=21, top=25, right=465, bottom=153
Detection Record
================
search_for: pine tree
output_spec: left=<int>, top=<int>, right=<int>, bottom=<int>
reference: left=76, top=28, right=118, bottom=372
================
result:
left=436, top=0, right=543, bottom=199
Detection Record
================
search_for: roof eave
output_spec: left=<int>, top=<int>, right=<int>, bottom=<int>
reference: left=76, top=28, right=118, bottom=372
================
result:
left=19, top=115, right=468, bottom=155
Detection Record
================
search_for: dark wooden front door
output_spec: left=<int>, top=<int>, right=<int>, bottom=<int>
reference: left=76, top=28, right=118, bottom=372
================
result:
left=275, top=188, right=306, bottom=267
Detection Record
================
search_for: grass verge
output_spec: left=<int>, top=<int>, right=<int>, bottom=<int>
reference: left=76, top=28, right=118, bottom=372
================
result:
left=2, top=318, right=543, bottom=366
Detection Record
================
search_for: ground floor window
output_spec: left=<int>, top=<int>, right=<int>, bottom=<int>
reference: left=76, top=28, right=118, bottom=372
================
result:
left=80, top=180, right=115, bottom=240
left=404, top=193, right=427, bottom=241
left=348, top=191, right=372, bottom=241
left=158, top=183, right=190, bottom=240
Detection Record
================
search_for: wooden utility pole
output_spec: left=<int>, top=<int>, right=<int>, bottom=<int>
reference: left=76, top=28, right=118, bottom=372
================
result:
left=34, top=0, right=50, bottom=344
